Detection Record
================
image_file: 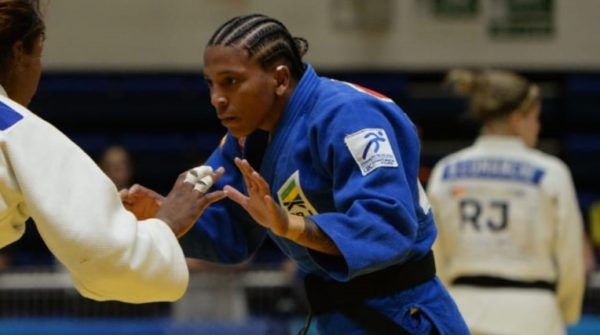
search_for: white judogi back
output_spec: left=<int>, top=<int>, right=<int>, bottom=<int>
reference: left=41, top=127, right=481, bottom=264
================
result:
left=427, top=135, right=585, bottom=334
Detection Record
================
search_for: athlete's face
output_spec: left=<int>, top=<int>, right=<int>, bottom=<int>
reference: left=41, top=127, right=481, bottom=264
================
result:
left=517, top=101, right=541, bottom=148
left=203, top=45, right=283, bottom=139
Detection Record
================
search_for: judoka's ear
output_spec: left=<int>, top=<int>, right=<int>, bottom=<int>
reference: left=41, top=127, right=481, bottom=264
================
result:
left=11, top=41, right=26, bottom=72
left=273, top=64, right=290, bottom=97
left=507, top=110, right=523, bottom=131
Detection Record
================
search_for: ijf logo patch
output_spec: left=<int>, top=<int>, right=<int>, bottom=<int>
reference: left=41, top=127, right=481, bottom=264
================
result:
left=344, top=128, right=398, bottom=176
left=277, top=171, right=318, bottom=217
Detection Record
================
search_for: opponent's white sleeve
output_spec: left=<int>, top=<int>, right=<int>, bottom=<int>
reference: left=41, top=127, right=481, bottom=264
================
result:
left=0, top=97, right=188, bottom=303
left=550, top=162, right=585, bottom=324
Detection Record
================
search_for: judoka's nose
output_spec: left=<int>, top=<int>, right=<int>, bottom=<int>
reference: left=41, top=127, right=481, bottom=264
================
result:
left=211, top=91, right=228, bottom=112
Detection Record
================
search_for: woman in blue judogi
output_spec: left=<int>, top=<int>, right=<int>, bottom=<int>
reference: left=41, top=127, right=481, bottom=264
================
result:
left=126, top=14, right=468, bottom=335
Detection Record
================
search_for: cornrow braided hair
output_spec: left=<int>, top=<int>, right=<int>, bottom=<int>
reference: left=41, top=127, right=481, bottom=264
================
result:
left=208, top=14, right=308, bottom=79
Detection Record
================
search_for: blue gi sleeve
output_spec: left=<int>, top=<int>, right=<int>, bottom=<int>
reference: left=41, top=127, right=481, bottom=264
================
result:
left=179, top=134, right=268, bottom=264
left=307, top=96, right=433, bottom=281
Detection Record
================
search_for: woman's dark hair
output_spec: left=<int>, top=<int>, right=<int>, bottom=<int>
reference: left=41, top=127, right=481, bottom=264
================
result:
left=207, top=14, right=308, bottom=79
left=0, top=0, right=45, bottom=75
left=445, top=69, right=540, bottom=123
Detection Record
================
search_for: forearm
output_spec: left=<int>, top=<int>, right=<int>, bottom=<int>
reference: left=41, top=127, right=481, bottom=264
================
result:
left=70, top=217, right=189, bottom=303
left=0, top=206, right=27, bottom=248
left=6, top=116, right=188, bottom=302
left=0, top=150, right=28, bottom=248
left=283, top=215, right=341, bottom=256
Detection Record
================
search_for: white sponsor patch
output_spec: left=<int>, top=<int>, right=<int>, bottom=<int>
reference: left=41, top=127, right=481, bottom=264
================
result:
left=344, top=128, right=398, bottom=176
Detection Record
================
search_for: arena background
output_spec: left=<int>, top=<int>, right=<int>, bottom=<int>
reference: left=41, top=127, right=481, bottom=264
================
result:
left=1, top=1, right=599, bottom=334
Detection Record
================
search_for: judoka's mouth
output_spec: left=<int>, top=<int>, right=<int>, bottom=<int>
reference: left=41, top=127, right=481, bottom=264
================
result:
left=220, top=116, right=238, bottom=127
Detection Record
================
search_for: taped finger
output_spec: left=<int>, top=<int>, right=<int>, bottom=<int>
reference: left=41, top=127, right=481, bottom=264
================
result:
left=194, top=175, right=214, bottom=193
left=184, top=172, right=197, bottom=185
left=194, top=182, right=210, bottom=193
left=199, top=175, right=214, bottom=187
left=190, top=166, right=213, bottom=178
left=185, top=165, right=213, bottom=185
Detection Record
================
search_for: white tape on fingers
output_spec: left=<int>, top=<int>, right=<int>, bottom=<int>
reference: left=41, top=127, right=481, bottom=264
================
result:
left=194, top=175, right=214, bottom=193
left=199, top=175, right=214, bottom=187
left=184, top=172, right=197, bottom=185
left=193, top=182, right=209, bottom=193
left=190, top=166, right=213, bottom=178
left=185, top=166, right=213, bottom=186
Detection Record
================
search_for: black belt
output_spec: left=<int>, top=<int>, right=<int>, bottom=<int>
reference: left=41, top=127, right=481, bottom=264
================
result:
left=453, top=275, right=555, bottom=292
left=299, top=251, right=436, bottom=335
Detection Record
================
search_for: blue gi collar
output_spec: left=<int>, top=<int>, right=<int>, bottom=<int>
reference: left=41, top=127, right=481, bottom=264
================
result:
left=271, top=64, right=320, bottom=140
left=285, top=64, right=320, bottom=121
left=259, top=64, right=320, bottom=178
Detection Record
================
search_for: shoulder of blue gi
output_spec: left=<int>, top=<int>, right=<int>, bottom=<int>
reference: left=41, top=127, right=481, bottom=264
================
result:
left=303, top=76, right=433, bottom=280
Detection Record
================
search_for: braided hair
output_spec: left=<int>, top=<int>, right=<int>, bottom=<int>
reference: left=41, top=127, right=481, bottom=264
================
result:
left=208, top=14, right=308, bottom=79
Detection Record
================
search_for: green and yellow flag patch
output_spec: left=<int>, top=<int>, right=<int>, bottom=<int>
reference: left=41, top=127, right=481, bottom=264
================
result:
left=277, top=170, right=317, bottom=217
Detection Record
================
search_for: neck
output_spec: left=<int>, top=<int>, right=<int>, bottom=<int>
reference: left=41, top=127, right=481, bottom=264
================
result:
left=261, top=79, right=298, bottom=134
left=481, top=119, right=517, bottom=137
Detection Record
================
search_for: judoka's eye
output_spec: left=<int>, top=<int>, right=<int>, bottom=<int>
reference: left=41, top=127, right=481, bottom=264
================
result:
left=223, top=77, right=237, bottom=87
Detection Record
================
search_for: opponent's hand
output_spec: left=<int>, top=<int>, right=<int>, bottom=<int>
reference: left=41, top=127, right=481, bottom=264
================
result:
left=223, top=158, right=291, bottom=237
left=120, top=184, right=164, bottom=220
left=157, top=167, right=226, bottom=238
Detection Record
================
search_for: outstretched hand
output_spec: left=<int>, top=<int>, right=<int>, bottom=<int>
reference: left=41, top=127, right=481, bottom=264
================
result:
left=224, top=159, right=339, bottom=255
left=223, top=158, right=290, bottom=237
left=121, top=167, right=226, bottom=238
left=120, top=185, right=164, bottom=220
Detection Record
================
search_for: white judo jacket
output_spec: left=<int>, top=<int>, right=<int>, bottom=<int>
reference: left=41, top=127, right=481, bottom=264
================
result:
left=427, top=135, right=585, bottom=335
left=0, top=86, right=188, bottom=303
